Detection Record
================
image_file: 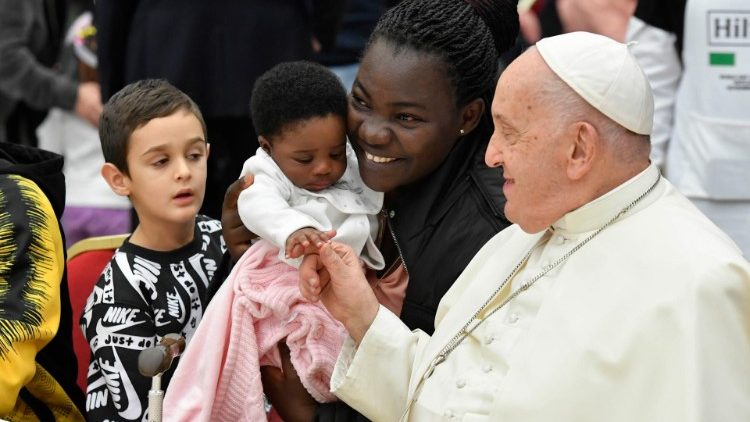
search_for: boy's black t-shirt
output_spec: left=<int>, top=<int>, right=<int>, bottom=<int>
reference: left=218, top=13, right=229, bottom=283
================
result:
left=81, top=215, right=225, bottom=421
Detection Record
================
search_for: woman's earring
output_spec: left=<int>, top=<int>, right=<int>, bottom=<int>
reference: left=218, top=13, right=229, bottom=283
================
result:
left=459, top=129, right=465, bottom=135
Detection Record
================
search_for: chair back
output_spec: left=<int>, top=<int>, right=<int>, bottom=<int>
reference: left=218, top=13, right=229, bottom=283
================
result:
left=67, top=234, right=128, bottom=393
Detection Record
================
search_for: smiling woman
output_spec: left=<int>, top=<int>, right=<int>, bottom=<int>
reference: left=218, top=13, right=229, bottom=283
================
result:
left=348, top=43, right=468, bottom=193
left=216, top=0, right=520, bottom=420
left=319, top=0, right=520, bottom=337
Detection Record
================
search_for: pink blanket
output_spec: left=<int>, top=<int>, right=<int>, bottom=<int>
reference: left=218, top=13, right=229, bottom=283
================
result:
left=163, top=240, right=347, bottom=421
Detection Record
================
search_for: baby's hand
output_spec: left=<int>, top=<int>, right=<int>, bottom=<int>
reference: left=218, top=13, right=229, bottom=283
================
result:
left=286, top=228, right=335, bottom=259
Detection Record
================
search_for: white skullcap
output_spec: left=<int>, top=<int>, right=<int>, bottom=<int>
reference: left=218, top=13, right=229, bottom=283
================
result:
left=535, top=31, right=654, bottom=135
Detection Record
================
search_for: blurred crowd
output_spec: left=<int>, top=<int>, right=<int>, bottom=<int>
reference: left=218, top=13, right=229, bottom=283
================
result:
left=1, top=0, right=748, bottom=420
left=2, top=0, right=747, bottom=254
left=1, top=0, right=747, bottom=254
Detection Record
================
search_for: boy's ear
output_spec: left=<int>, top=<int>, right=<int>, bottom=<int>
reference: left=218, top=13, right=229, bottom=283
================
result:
left=101, top=163, right=131, bottom=197
left=258, top=136, right=272, bottom=154
left=458, top=98, right=485, bottom=137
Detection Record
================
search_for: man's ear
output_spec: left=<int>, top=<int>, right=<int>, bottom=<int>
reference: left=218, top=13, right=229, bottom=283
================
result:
left=258, top=135, right=272, bottom=154
left=458, top=98, right=485, bottom=136
left=566, top=121, right=598, bottom=181
left=101, top=163, right=131, bottom=197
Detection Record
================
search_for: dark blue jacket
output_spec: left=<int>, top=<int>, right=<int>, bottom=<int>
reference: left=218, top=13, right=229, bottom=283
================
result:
left=96, top=0, right=345, bottom=117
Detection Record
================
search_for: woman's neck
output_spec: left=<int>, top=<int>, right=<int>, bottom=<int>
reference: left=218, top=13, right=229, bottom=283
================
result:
left=383, top=191, right=400, bottom=209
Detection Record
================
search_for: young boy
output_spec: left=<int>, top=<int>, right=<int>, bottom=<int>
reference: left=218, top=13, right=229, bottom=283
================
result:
left=238, top=60, right=384, bottom=270
left=81, top=79, right=225, bottom=421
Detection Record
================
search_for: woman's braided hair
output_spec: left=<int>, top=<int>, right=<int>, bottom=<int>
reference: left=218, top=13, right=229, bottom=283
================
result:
left=369, top=0, right=519, bottom=109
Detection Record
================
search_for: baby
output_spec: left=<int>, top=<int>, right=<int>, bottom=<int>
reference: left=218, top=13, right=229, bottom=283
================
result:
left=238, top=60, right=384, bottom=271
left=163, top=61, right=384, bottom=421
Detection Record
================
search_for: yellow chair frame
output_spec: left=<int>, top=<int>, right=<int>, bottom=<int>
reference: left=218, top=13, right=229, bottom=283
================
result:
left=67, top=233, right=129, bottom=261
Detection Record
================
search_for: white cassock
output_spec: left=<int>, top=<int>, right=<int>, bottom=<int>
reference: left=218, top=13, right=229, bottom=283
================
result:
left=330, top=164, right=750, bottom=422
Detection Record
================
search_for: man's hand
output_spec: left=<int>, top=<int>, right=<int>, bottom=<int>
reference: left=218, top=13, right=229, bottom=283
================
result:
left=261, top=342, right=317, bottom=422
left=221, top=175, right=255, bottom=261
left=299, top=242, right=379, bottom=343
left=285, top=227, right=335, bottom=259
left=74, top=82, right=102, bottom=127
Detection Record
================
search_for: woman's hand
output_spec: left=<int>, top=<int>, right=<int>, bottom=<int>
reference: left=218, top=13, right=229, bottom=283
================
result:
left=261, top=342, right=317, bottom=422
left=221, top=175, right=256, bottom=261
left=299, top=242, right=379, bottom=343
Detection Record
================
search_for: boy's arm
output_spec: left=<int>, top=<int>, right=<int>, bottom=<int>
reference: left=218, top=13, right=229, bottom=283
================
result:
left=0, top=175, right=65, bottom=413
left=82, top=294, right=155, bottom=421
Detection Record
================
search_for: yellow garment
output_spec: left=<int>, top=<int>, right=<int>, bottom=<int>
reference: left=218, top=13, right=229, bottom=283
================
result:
left=0, top=175, right=83, bottom=421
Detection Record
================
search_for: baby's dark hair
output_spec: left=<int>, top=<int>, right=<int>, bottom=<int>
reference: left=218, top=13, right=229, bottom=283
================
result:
left=250, top=61, right=347, bottom=140
left=370, top=0, right=519, bottom=109
left=99, top=79, right=206, bottom=175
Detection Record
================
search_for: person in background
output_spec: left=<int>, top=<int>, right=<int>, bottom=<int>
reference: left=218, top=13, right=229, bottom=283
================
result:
left=300, top=31, right=750, bottom=422
left=81, top=80, right=225, bottom=421
left=555, top=0, right=636, bottom=41
left=516, top=1, right=636, bottom=51
left=315, top=0, right=400, bottom=91
left=0, top=0, right=101, bottom=146
left=94, top=0, right=346, bottom=220
left=1, top=142, right=85, bottom=421
left=218, top=0, right=520, bottom=420
left=516, top=0, right=563, bottom=44
left=37, top=11, right=131, bottom=248
left=629, top=0, right=750, bottom=257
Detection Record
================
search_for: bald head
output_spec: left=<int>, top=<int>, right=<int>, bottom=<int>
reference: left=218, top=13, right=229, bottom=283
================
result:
left=485, top=43, right=651, bottom=233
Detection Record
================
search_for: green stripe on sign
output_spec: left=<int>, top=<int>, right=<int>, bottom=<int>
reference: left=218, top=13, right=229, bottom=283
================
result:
left=710, top=52, right=735, bottom=66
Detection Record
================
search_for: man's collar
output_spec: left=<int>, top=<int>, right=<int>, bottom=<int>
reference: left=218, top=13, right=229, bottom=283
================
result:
left=551, top=164, right=661, bottom=234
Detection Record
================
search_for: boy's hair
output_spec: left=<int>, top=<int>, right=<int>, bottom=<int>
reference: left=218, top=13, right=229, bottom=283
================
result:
left=250, top=61, right=347, bottom=140
left=99, top=79, right=207, bottom=175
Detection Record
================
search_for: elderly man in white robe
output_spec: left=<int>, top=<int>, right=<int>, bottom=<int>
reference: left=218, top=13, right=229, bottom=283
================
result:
left=299, top=31, right=750, bottom=422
